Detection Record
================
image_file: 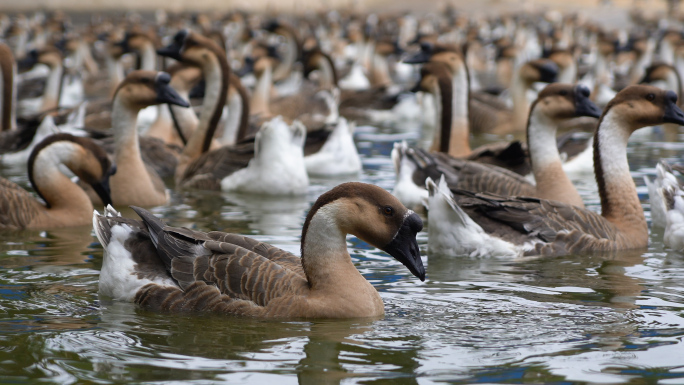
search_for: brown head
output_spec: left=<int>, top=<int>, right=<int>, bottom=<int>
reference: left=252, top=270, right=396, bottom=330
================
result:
left=156, top=29, right=226, bottom=68
left=640, top=62, right=678, bottom=84
left=530, top=83, right=602, bottom=123
left=302, top=48, right=338, bottom=86
left=28, top=133, right=116, bottom=208
left=301, top=182, right=425, bottom=281
left=518, top=59, right=558, bottom=85
left=113, top=70, right=190, bottom=110
left=547, top=49, right=574, bottom=71
left=166, top=62, right=203, bottom=92
left=17, top=47, right=63, bottom=71
left=599, top=85, right=684, bottom=130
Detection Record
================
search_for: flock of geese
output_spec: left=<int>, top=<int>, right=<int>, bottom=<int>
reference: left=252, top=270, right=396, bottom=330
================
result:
left=2, top=8, right=684, bottom=319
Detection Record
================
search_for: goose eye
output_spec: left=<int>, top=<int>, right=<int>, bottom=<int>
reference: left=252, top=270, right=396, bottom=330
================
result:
left=382, top=206, right=394, bottom=217
left=559, top=90, right=568, bottom=96
left=646, top=93, right=655, bottom=101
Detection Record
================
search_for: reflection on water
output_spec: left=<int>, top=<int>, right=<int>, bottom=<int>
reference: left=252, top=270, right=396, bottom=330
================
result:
left=2, top=121, right=684, bottom=384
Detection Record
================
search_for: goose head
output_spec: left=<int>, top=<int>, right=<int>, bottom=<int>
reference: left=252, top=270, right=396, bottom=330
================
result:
left=28, top=133, right=116, bottom=207
left=251, top=44, right=281, bottom=77
left=639, top=62, right=680, bottom=95
left=17, top=47, right=62, bottom=71
left=532, top=83, right=602, bottom=121
left=157, top=29, right=225, bottom=67
left=113, top=70, right=190, bottom=110
left=518, top=59, right=559, bottom=85
left=603, top=85, right=684, bottom=130
left=302, top=182, right=425, bottom=281
left=166, top=62, right=203, bottom=92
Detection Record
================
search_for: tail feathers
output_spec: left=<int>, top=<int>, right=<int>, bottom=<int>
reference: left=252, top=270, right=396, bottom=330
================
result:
left=130, top=206, right=166, bottom=248
left=92, top=205, right=123, bottom=248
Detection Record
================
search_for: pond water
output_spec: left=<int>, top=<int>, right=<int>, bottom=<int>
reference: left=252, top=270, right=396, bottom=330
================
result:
left=1, top=118, right=684, bottom=384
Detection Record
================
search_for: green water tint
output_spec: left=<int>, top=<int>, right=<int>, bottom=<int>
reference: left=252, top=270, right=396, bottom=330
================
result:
left=2, top=125, right=684, bottom=384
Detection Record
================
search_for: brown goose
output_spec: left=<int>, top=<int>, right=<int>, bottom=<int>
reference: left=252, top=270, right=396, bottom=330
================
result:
left=1, top=133, right=114, bottom=230
left=392, top=83, right=602, bottom=212
left=94, top=182, right=425, bottom=318
left=98, top=70, right=189, bottom=206
left=424, top=85, right=684, bottom=257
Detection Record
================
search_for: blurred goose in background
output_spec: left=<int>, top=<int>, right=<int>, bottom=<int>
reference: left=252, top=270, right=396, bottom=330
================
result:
left=93, top=182, right=425, bottom=317
left=0, top=133, right=114, bottom=230
left=425, top=85, right=684, bottom=258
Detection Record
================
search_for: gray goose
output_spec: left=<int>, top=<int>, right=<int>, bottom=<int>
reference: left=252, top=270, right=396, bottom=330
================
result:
left=1, top=133, right=114, bottom=230
left=425, top=85, right=684, bottom=257
left=94, top=182, right=425, bottom=318
left=392, top=83, right=602, bottom=212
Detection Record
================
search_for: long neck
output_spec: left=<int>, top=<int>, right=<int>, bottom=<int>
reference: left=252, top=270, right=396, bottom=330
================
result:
left=42, top=63, right=63, bottom=112
left=527, top=109, right=583, bottom=207
left=430, top=72, right=471, bottom=157
left=316, top=54, right=338, bottom=90
left=220, top=86, right=243, bottom=146
left=251, top=65, right=273, bottom=117
left=510, top=73, right=530, bottom=131
left=182, top=54, right=228, bottom=159
left=301, top=205, right=362, bottom=291
left=31, top=144, right=94, bottom=219
left=0, top=52, right=16, bottom=131
left=558, top=61, right=577, bottom=83
left=111, top=97, right=143, bottom=167
left=369, top=53, right=391, bottom=87
left=660, top=39, right=675, bottom=65
left=593, top=110, right=647, bottom=236
left=666, top=68, right=683, bottom=102
left=273, top=30, right=298, bottom=82
left=106, top=55, right=125, bottom=96
left=139, top=41, right=157, bottom=71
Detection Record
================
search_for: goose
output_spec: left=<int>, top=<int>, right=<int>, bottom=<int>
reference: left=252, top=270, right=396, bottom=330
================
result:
left=15, top=46, right=65, bottom=116
left=93, top=182, right=425, bottom=318
left=155, top=29, right=230, bottom=184
left=219, top=116, right=309, bottom=195
left=145, top=62, right=202, bottom=148
left=424, top=85, right=684, bottom=257
left=102, top=70, right=190, bottom=207
left=408, top=60, right=530, bottom=174
left=392, top=83, right=602, bottom=211
left=652, top=164, right=684, bottom=251
left=1, top=133, right=115, bottom=230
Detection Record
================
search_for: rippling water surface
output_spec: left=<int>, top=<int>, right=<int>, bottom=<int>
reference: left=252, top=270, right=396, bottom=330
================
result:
left=2, top=120, right=684, bottom=384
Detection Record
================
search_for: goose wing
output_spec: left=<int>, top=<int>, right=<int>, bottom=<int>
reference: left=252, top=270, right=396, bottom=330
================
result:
left=0, top=178, right=41, bottom=229
left=453, top=190, right=623, bottom=256
left=131, top=207, right=308, bottom=313
left=178, top=142, right=254, bottom=190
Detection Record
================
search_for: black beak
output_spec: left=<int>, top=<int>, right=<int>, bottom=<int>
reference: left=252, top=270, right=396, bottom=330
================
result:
left=403, top=42, right=433, bottom=64
left=663, top=90, right=684, bottom=125
left=17, top=50, right=38, bottom=71
left=157, top=41, right=183, bottom=61
left=574, top=85, right=602, bottom=118
left=157, top=30, right=188, bottom=61
left=155, top=72, right=190, bottom=107
left=114, top=36, right=131, bottom=54
left=91, top=164, right=115, bottom=207
left=236, top=57, right=255, bottom=77
left=533, top=60, right=559, bottom=83
left=382, top=212, right=425, bottom=281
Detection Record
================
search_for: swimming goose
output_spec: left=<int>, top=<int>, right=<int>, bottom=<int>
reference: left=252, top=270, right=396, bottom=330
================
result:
left=93, top=182, right=425, bottom=318
left=645, top=160, right=681, bottom=228
left=1, top=133, right=114, bottom=230
left=652, top=164, right=684, bottom=250
left=424, top=85, right=684, bottom=257
left=156, top=29, right=230, bottom=183
left=392, top=83, right=602, bottom=211
left=145, top=62, right=202, bottom=148
left=16, top=47, right=65, bottom=116
left=409, top=60, right=530, bottom=174
left=104, top=70, right=190, bottom=206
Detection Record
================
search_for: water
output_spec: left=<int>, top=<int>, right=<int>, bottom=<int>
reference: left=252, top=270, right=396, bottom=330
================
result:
left=2, top=121, right=684, bottom=384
